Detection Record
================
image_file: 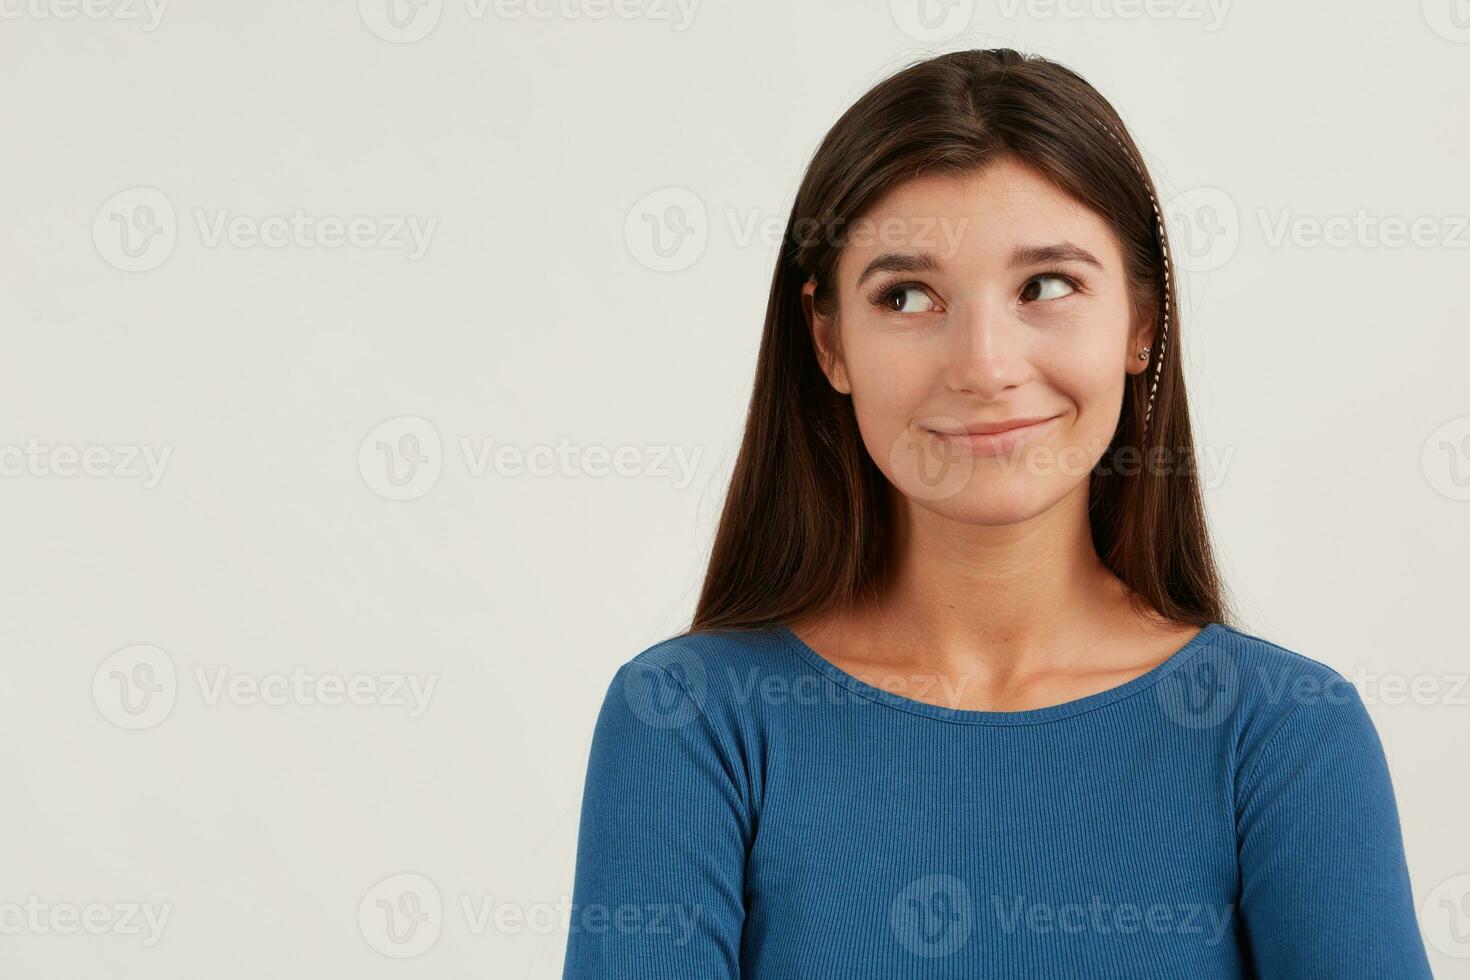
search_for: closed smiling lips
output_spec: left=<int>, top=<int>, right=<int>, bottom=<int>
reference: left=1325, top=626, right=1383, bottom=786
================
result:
left=922, top=415, right=1061, bottom=456
left=926, top=416, right=1058, bottom=436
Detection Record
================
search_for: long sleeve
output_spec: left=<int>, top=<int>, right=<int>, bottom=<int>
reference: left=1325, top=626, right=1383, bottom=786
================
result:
left=1235, top=673, right=1433, bottom=978
left=562, top=656, right=753, bottom=979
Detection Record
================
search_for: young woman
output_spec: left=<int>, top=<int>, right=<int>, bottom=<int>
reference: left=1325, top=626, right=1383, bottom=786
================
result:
left=562, top=49, right=1433, bottom=978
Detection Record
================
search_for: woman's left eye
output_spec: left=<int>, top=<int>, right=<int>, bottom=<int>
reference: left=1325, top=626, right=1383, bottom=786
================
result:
left=1020, top=274, right=1077, bottom=303
left=875, top=284, right=937, bottom=314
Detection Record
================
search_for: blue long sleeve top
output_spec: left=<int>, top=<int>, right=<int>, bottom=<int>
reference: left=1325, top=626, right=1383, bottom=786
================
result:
left=561, top=621, right=1434, bottom=978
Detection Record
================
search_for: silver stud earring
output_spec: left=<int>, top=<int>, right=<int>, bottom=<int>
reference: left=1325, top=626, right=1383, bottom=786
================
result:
left=1137, top=346, right=1151, bottom=361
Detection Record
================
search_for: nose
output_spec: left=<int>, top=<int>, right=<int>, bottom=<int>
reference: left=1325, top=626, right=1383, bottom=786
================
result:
left=943, top=294, right=1029, bottom=399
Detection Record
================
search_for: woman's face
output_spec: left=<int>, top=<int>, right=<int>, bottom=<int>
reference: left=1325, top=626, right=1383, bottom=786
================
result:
left=802, top=157, right=1155, bottom=526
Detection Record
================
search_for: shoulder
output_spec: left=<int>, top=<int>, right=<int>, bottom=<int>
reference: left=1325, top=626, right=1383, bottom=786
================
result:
left=1210, top=621, right=1356, bottom=707
left=627, top=626, right=797, bottom=682
left=1201, top=623, right=1385, bottom=801
left=599, top=626, right=802, bottom=734
left=1154, top=622, right=1357, bottom=734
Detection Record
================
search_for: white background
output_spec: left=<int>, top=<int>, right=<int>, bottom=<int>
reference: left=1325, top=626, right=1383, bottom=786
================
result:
left=1, top=0, right=1468, bottom=976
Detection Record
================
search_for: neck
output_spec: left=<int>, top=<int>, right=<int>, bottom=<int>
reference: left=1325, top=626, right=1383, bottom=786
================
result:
left=850, top=480, right=1140, bottom=682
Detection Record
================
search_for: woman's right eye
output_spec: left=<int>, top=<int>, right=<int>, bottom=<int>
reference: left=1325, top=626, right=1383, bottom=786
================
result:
left=874, top=284, right=936, bottom=314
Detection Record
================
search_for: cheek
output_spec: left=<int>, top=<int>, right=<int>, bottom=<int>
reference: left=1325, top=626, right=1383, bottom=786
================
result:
left=1057, top=364, right=1126, bottom=452
left=843, top=331, right=934, bottom=429
left=839, top=331, right=940, bottom=481
left=1037, top=329, right=1129, bottom=449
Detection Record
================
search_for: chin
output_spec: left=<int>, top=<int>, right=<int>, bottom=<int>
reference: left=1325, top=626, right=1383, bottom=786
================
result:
left=923, top=490, right=1064, bottom=528
left=904, top=476, right=1075, bottom=527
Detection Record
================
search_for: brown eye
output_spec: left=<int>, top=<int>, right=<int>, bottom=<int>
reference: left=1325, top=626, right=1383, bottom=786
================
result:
left=1021, top=274, right=1077, bottom=303
left=879, top=285, right=936, bottom=314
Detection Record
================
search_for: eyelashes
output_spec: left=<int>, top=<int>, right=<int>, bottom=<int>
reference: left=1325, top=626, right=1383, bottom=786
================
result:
left=868, top=282, right=937, bottom=314
left=866, top=270, right=1086, bottom=314
left=864, top=282, right=934, bottom=312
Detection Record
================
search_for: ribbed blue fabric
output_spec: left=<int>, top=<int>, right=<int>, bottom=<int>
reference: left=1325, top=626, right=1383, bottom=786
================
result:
left=561, top=622, right=1433, bottom=978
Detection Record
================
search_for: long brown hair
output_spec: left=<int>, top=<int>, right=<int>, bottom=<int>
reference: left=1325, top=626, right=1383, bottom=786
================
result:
left=687, top=48, right=1228, bottom=637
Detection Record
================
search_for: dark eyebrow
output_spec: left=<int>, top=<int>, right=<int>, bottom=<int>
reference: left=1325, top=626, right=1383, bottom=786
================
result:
left=854, top=250, right=943, bottom=289
left=853, top=242, right=1103, bottom=289
left=1008, top=242, right=1104, bottom=270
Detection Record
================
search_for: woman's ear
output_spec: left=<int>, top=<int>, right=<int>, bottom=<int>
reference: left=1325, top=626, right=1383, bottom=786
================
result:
left=1126, top=303, right=1160, bottom=377
left=802, top=278, right=851, bottom=394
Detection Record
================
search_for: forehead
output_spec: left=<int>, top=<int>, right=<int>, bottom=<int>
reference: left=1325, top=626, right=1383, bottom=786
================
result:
left=836, top=158, right=1123, bottom=277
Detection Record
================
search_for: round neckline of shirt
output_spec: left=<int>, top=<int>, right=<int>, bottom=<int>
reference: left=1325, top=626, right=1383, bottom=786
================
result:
left=772, top=621, right=1226, bottom=726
